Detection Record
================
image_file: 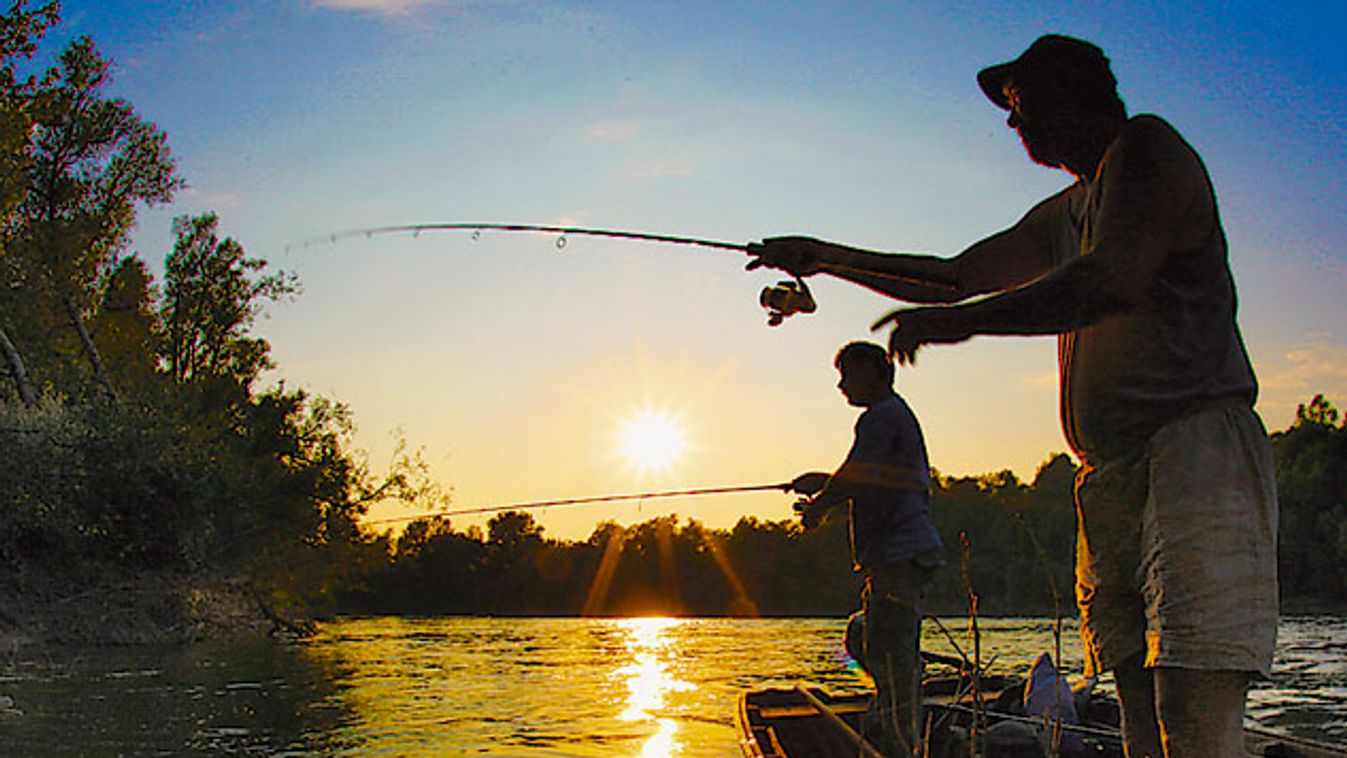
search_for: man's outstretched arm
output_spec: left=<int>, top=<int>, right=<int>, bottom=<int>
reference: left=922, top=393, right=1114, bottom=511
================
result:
left=873, top=120, right=1210, bottom=362
left=747, top=188, right=1074, bottom=304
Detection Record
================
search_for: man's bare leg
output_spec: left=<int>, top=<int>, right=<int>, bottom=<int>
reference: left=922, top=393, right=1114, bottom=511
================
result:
left=1154, top=667, right=1248, bottom=758
left=1113, top=655, right=1162, bottom=758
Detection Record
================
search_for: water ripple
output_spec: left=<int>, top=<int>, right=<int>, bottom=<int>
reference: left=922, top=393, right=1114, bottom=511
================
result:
left=3, top=616, right=1344, bottom=754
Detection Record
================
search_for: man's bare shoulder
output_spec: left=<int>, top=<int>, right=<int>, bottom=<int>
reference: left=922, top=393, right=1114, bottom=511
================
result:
left=1103, top=115, right=1213, bottom=207
left=1116, top=115, right=1206, bottom=167
left=1100, top=115, right=1217, bottom=247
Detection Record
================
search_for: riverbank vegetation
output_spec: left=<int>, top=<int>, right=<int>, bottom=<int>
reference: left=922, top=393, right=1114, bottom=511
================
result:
left=1, top=4, right=1343, bottom=646
left=0, top=2, right=438, bottom=644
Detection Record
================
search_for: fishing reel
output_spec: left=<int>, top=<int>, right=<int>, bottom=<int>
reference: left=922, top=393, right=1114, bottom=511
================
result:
left=760, top=276, right=817, bottom=327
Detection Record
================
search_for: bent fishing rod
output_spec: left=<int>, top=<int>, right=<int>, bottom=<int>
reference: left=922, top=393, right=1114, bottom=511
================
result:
left=291, top=222, right=750, bottom=254
left=362, top=481, right=796, bottom=528
left=290, top=222, right=958, bottom=325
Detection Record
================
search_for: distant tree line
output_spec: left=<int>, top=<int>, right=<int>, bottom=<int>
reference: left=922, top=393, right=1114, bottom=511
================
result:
left=336, top=407, right=1347, bottom=617
left=1, top=3, right=1342, bottom=630
left=335, top=453, right=1082, bottom=617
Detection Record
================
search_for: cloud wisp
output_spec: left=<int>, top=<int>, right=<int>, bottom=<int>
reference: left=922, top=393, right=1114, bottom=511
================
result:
left=310, top=0, right=446, bottom=16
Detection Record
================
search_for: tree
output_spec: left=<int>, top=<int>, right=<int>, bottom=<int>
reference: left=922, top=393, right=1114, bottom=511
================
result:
left=0, top=7, right=460, bottom=642
left=385, top=519, right=486, bottom=613
left=1272, top=394, right=1347, bottom=606
left=159, top=213, right=297, bottom=392
left=0, top=1, right=60, bottom=405
left=0, top=321, right=34, bottom=404
left=479, top=511, right=549, bottom=614
left=89, top=255, right=159, bottom=397
left=0, top=2, right=58, bottom=201
left=1296, top=394, right=1340, bottom=428
left=6, top=31, right=180, bottom=399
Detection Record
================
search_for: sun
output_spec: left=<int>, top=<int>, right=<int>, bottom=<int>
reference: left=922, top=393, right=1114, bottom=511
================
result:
left=619, top=411, right=686, bottom=472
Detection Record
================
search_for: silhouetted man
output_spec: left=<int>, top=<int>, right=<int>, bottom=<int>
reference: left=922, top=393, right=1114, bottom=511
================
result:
left=749, top=35, right=1277, bottom=757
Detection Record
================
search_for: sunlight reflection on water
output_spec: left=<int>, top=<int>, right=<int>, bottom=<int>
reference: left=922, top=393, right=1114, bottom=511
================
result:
left=296, top=616, right=860, bottom=756
left=290, top=616, right=1347, bottom=755
left=614, top=617, right=694, bottom=756
left=2, top=616, right=1343, bottom=755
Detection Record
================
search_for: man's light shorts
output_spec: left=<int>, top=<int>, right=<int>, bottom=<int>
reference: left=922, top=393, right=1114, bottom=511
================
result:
left=1074, top=403, right=1278, bottom=678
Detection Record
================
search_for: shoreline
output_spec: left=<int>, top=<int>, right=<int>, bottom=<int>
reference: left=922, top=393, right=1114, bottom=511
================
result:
left=0, top=574, right=272, bottom=650
left=3, top=577, right=1342, bottom=650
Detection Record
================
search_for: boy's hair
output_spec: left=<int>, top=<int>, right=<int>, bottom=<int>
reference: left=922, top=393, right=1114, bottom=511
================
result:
left=835, top=341, right=895, bottom=384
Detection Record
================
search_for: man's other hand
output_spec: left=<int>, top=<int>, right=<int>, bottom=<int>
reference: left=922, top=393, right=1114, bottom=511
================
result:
left=871, top=306, right=971, bottom=365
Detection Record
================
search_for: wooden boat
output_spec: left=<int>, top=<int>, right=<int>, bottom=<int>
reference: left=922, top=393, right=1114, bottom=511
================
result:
left=738, top=677, right=1347, bottom=758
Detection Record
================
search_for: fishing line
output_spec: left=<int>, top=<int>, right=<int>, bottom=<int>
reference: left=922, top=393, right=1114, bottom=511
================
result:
left=362, top=481, right=793, bottom=528
left=288, top=222, right=958, bottom=289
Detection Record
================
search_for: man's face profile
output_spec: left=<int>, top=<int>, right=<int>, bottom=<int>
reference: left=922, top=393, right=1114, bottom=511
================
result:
left=1002, top=76, right=1075, bottom=170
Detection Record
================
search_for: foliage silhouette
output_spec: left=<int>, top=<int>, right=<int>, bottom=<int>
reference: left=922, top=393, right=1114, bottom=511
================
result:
left=0, top=4, right=439, bottom=636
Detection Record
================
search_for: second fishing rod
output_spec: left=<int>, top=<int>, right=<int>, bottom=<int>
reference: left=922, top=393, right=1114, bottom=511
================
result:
left=361, top=479, right=816, bottom=528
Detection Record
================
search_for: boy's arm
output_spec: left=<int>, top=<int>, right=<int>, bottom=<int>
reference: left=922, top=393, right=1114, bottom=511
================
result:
left=799, top=404, right=931, bottom=529
left=798, top=461, right=929, bottom=529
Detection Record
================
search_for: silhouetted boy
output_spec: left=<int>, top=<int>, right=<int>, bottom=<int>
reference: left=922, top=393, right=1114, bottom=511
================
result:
left=794, top=341, right=943, bottom=755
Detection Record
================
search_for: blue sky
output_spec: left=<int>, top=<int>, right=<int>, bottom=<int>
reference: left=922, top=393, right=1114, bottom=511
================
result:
left=49, top=0, right=1347, bottom=538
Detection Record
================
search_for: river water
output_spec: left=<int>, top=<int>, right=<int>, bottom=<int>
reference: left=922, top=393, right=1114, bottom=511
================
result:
left=2, top=616, right=1343, bottom=755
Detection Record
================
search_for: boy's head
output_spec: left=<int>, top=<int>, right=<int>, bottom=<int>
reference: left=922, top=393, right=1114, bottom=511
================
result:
left=834, top=341, right=894, bottom=407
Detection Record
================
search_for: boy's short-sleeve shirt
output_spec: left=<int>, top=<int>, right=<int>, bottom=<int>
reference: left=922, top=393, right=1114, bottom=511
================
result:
left=846, top=393, right=943, bottom=570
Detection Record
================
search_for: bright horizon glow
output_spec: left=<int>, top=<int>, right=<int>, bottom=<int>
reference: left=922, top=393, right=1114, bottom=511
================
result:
left=619, top=411, right=687, bottom=473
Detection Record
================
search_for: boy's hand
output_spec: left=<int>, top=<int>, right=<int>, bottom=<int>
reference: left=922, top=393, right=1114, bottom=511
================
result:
left=790, top=471, right=830, bottom=496
left=796, top=498, right=827, bottom=530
